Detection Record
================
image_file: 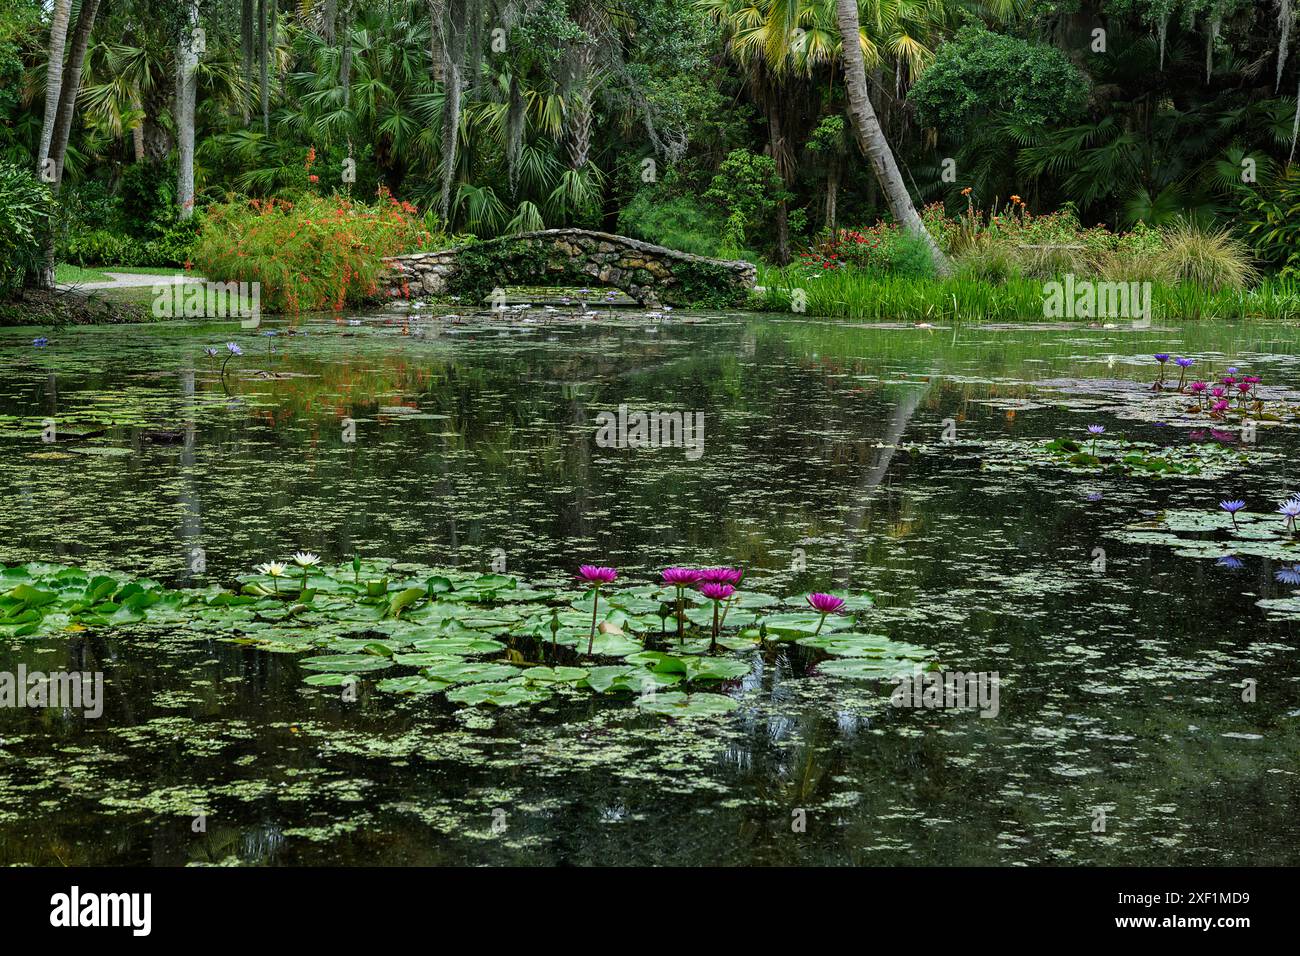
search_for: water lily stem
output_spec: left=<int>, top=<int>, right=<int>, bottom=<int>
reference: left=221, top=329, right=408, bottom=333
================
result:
left=710, top=600, right=719, bottom=654
left=676, top=587, right=685, bottom=644
left=587, top=585, right=600, bottom=656
left=814, top=611, right=828, bottom=636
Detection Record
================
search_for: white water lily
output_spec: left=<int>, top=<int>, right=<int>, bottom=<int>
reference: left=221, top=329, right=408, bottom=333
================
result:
left=255, top=561, right=287, bottom=593
left=292, top=552, right=321, bottom=568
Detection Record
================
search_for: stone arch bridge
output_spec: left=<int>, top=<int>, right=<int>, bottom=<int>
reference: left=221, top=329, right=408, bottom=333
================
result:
left=384, top=229, right=755, bottom=308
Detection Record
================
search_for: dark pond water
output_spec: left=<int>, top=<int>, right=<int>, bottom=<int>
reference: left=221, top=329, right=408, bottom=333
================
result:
left=2, top=307, right=1300, bottom=865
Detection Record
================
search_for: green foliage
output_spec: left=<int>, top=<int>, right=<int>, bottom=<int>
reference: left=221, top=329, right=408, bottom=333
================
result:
left=193, top=190, right=437, bottom=313
left=0, top=162, right=50, bottom=296
left=618, top=186, right=728, bottom=256
left=800, top=225, right=936, bottom=279
left=1241, top=165, right=1300, bottom=277
left=704, top=149, right=788, bottom=256
left=0, top=2, right=31, bottom=150
left=909, top=26, right=1089, bottom=133
left=118, top=161, right=177, bottom=237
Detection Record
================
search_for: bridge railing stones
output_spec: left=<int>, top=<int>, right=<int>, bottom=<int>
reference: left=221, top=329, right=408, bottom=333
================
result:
left=383, top=228, right=755, bottom=307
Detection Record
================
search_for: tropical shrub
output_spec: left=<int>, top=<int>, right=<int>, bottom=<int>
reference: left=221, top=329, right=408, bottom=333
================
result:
left=909, top=26, right=1089, bottom=133
left=799, top=224, right=936, bottom=279
left=1241, top=165, right=1300, bottom=277
left=60, top=229, right=133, bottom=266
left=618, top=188, right=728, bottom=257
left=703, top=149, right=788, bottom=255
left=0, top=162, right=50, bottom=296
left=193, top=189, right=437, bottom=313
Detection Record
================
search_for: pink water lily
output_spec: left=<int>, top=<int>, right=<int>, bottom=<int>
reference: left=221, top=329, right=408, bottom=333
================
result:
left=807, top=593, right=846, bottom=614
left=578, top=565, right=617, bottom=655
left=662, top=567, right=703, bottom=642
left=661, top=567, right=702, bottom=585
left=807, top=592, right=846, bottom=634
left=700, top=566, right=744, bottom=586
left=698, top=582, right=735, bottom=653
left=578, top=565, right=618, bottom=584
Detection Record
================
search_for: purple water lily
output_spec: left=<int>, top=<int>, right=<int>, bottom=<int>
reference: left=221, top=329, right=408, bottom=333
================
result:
left=1174, top=357, right=1193, bottom=390
left=1278, top=498, right=1300, bottom=534
left=1153, top=354, right=1170, bottom=389
left=1087, top=424, right=1104, bottom=455
left=1217, top=556, right=1244, bottom=570
left=1277, top=565, right=1300, bottom=586
left=1220, top=499, right=1245, bottom=531
left=220, top=342, right=243, bottom=385
left=32, top=337, right=49, bottom=348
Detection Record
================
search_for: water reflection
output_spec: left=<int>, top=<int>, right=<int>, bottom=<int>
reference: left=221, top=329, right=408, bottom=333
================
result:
left=1, top=312, right=1299, bottom=864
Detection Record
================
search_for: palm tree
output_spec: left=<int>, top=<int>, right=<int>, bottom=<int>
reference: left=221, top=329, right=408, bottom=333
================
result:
left=38, top=0, right=103, bottom=289
left=834, top=0, right=947, bottom=272
left=37, top=0, right=73, bottom=174
left=177, top=0, right=201, bottom=220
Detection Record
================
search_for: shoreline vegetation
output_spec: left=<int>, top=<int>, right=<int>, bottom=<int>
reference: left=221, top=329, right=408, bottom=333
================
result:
left=2, top=2, right=1298, bottom=329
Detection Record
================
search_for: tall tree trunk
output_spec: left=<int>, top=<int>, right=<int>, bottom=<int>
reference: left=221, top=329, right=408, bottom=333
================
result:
left=176, top=1, right=200, bottom=220
left=131, top=93, right=145, bottom=161
left=431, top=0, right=468, bottom=223
left=825, top=155, right=839, bottom=232
left=241, top=0, right=254, bottom=125
left=37, top=0, right=73, bottom=174
left=834, top=0, right=949, bottom=275
left=340, top=0, right=352, bottom=109
left=259, top=0, right=269, bottom=134
left=567, top=3, right=600, bottom=172
left=38, top=0, right=102, bottom=290
left=767, top=99, right=790, bottom=265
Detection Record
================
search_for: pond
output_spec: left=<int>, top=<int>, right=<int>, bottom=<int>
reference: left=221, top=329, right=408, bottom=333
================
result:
left=2, top=306, right=1299, bottom=866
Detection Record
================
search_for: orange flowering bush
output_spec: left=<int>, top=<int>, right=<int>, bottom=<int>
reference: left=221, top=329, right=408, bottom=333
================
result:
left=193, top=187, right=438, bottom=314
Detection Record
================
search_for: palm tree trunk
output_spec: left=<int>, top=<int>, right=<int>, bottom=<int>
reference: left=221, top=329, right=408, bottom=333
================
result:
left=259, top=0, right=269, bottom=134
left=37, top=0, right=73, bottom=174
left=37, top=0, right=102, bottom=290
left=834, top=0, right=949, bottom=275
left=767, top=99, right=790, bottom=264
left=176, top=1, right=200, bottom=220
left=131, top=93, right=145, bottom=161
left=432, top=0, right=468, bottom=223
left=825, top=154, right=839, bottom=232
left=241, top=0, right=253, bottom=125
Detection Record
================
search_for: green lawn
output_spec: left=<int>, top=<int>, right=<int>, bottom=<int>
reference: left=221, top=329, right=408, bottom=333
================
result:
left=55, top=264, right=113, bottom=284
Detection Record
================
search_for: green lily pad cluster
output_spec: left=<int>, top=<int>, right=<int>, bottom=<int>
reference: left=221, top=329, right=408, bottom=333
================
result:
left=1107, top=508, right=1300, bottom=562
left=0, top=559, right=934, bottom=716
left=981, top=436, right=1258, bottom=480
